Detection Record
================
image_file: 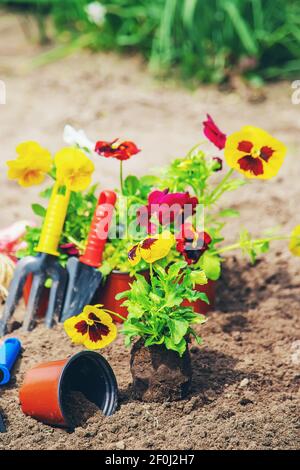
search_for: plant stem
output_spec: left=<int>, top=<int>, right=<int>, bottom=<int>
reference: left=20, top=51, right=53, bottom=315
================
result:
left=104, top=309, right=127, bottom=322
left=120, top=160, right=124, bottom=194
left=186, top=141, right=205, bottom=158
left=64, top=234, right=85, bottom=251
left=207, top=168, right=234, bottom=205
left=149, top=262, right=153, bottom=281
left=214, top=235, right=291, bottom=256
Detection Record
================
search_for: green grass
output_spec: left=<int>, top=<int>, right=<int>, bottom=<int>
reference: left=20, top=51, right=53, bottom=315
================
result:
left=1, top=0, right=300, bottom=83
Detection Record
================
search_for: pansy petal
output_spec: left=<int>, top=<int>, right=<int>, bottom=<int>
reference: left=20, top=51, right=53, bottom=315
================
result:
left=238, top=155, right=264, bottom=176
left=64, top=314, right=89, bottom=344
left=7, top=141, right=52, bottom=188
left=128, top=243, right=142, bottom=266
left=140, top=231, right=174, bottom=263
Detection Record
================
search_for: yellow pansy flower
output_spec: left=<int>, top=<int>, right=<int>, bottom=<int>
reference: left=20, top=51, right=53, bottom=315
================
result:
left=128, top=231, right=174, bottom=265
left=55, top=147, right=95, bottom=192
left=289, top=225, right=300, bottom=257
left=225, top=126, right=286, bottom=179
left=64, top=304, right=117, bottom=350
left=7, top=141, right=52, bottom=187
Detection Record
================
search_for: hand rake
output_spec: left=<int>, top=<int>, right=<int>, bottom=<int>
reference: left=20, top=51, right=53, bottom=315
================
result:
left=0, top=183, right=70, bottom=336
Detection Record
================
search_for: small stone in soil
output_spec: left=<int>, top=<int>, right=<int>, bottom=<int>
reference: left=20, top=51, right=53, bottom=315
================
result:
left=239, top=378, right=249, bottom=387
left=63, top=391, right=104, bottom=428
left=239, top=398, right=254, bottom=406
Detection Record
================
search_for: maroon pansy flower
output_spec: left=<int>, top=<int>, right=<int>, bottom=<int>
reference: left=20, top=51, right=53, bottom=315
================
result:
left=176, top=224, right=212, bottom=265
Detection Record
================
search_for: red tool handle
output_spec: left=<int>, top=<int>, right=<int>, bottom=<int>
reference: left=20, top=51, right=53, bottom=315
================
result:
left=79, top=190, right=117, bottom=268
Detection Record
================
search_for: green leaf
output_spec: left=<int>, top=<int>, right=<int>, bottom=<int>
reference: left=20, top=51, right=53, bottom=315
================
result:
left=124, top=175, right=140, bottom=196
left=223, top=1, right=259, bottom=55
left=196, top=292, right=209, bottom=304
left=167, top=261, right=187, bottom=279
left=190, top=270, right=207, bottom=286
left=199, top=251, right=221, bottom=281
left=39, top=187, right=52, bottom=199
left=165, top=291, right=183, bottom=308
left=144, top=336, right=164, bottom=347
left=169, top=319, right=189, bottom=344
left=149, top=292, right=162, bottom=304
left=225, top=179, right=247, bottom=192
left=217, top=208, right=240, bottom=218
left=139, top=175, right=160, bottom=187
left=126, top=302, right=145, bottom=318
left=165, top=336, right=186, bottom=356
left=115, top=289, right=130, bottom=300
left=31, top=203, right=46, bottom=217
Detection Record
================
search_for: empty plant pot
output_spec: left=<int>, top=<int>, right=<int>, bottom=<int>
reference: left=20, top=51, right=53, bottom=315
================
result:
left=96, top=269, right=150, bottom=323
left=182, top=279, right=216, bottom=314
left=19, top=351, right=118, bottom=428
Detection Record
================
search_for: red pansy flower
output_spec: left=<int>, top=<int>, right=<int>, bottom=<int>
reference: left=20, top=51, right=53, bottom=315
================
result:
left=95, top=139, right=140, bottom=161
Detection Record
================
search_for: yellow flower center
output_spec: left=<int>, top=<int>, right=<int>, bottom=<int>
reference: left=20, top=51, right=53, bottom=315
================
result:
left=86, top=318, right=94, bottom=326
left=251, top=148, right=260, bottom=158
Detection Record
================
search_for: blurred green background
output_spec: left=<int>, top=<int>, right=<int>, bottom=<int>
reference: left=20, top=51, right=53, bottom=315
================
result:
left=1, top=0, right=300, bottom=84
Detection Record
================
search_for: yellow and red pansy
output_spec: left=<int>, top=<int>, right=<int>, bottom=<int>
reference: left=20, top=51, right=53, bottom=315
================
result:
left=128, top=231, right=174, bottom=266
left=225, top=126, right=286, bottom=179
left=64, top=304, right=117, bottom=350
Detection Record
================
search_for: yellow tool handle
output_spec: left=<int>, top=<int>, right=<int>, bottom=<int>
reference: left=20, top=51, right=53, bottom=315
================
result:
left=36, top=182, right=71, bottom=256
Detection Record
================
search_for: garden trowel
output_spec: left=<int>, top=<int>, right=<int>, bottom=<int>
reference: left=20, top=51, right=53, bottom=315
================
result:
left=0, top=183, right=70, bottom=336
left=61, top=189, right=117, bottom=321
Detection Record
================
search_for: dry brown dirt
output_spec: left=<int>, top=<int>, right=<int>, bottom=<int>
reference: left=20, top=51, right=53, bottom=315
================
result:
left=0, top=13, right=300, bottom=450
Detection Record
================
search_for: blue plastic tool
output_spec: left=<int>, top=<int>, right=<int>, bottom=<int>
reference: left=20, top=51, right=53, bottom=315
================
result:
left=0, top=412, right=6, bottom=433
left=0, top=337, right=21, bottom=385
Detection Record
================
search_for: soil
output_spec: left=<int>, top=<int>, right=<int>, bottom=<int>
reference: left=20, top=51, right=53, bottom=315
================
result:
left=0, top=13, right=300, bottom=450
left=130, top=340, right=192, bottom=402
left=63, top=391, right=104, bottom=429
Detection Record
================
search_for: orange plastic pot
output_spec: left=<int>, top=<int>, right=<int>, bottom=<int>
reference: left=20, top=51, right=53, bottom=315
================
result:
left=23, top=274, right=49, bottom=318
left=19, top=351, right=118, bottom=428
left=97, top=270, right=150, bottom=323
left=182, top=279, right=216, bottom=314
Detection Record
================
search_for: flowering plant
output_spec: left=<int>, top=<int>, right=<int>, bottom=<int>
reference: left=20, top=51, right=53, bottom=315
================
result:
left=146, top=116, right=288, bottom=281
left=59, top=119, right=290, bottom=281
left=117, top=232, right=208, bottom=356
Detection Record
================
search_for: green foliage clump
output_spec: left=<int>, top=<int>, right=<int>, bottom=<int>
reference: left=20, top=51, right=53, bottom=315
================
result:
left=3, top=0, right=300, bottom=83
left=116, top=261, right=208, bottom=356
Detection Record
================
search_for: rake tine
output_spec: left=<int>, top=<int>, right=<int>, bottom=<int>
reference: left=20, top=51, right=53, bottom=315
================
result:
left=0, top=258, right=32, bottom=336
left=44, top=266, right=68, bottom=328
left=22, top=272, right=46, bottom=332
